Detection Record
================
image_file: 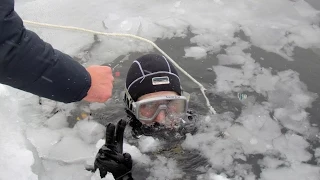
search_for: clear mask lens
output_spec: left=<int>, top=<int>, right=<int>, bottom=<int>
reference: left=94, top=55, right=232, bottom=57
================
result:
left=137, top=98, right=187, bottom=121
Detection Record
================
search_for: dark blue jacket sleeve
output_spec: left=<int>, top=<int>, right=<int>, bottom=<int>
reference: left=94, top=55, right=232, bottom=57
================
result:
left=0, top=0, right=91, bottom=103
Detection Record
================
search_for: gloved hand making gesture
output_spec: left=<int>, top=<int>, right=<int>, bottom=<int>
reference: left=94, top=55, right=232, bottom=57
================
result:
left=93, top=119, right=133, bottom=180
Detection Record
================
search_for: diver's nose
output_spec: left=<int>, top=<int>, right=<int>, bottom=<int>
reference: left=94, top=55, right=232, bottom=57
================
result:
left=154, top=110, right=166, bottom=123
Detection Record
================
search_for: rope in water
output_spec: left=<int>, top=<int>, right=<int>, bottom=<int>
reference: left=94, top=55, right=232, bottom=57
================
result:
left=23, top=20, right=217, bottom=114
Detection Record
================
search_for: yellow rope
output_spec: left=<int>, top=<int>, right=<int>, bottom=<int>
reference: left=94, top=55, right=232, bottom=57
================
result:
left=23, top=20, right=216, bottom=114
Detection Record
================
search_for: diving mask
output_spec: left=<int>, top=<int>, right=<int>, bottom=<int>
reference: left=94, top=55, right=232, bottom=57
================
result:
left=132, top=95, right=188, bottom=122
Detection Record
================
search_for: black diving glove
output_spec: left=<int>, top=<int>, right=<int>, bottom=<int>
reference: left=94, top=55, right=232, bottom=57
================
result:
left=93, top=119, right=133, bottom=180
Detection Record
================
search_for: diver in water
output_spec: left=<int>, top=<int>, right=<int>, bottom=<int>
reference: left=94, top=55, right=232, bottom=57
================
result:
left=91, top=54, right=197, bottom=180
left=124, top=53, right=196, bottom=139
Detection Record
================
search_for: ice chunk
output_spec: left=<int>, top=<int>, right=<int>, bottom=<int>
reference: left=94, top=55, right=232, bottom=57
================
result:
left=276, top=70, right=317, bottom=109
left=39, top=98, right=57, bottom=116
left=189, top=32, right=236, bottom=53
left=259, top=156, right=285, bottom=169
left=237, top=105, right=282, bottom=141
left=289, top=93, right=315, bottom=109
left=314, top=148, right=320, bottom=164
left=174, top=1, right=181, bottom=8
left=89, top=103, right=106, bottom=110
left=265, top=69, right=317, bottom=135
left=183, top=132, right=242, bottom=170
left=249, top=138, right=258, bottom=145
left=244, top=174, right=256, bottom=180
left=315, top=148, right=320, bottom=158
left=0, top=84, right=10, bottom=97
left=138, top=136, right=161, bottom=153
left=199, top=173, right=230, bottom=180
left=103, top=13, right=121, bottom=29
left=26, top=127, right=62, bottom=157
left=44, top=111, right=69, bottom=129
left=95, top=139, right=105, bottom=149
left=184, top=46, right=207, bottom=59
left=209, top=174, right=230, bottom=180
left=213, top=66, right=247, bottom=93
left=91, top=169, right=114, bottom=180
left=288, top=25, right=320, bottom=49
left=260, top=163, right=320, bottom=180
left=197, top=172, right=230, bottom=180
left=274, top=108, right=311, bottom=134
left=217, top=54, right=247, bottom=65
left=120, top=19, right=137, bottom=31
left=124, top=143, right=151, bottom=165
left=293, top=0, right=320, bottom=17
left=74, top=120, right=106, bottom=144
left=103, top=13, right=143, bottom=35
left=42, top=161, right=92, bottom=180
left=94, top=139, right=152, bottom=165
left=268, top=90, right=292, bottom=108
left=147, top=156, right=183, bottom=180
left=273, top=134, right=312, bottom=162
left=255, top=73, right=277, bottom=93
left=227, top=125, right=269, bottom=154
left=0, top=85, right=37, bottom=180
left=46, top=136, right=96, bottom=163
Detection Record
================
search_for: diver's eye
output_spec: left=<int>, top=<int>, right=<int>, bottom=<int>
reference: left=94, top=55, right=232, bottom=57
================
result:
left=167, top=100, right=183, bottom=112
left=144, top=101, right=161, bottom=110
left=139, top=102, right=158, bottom=118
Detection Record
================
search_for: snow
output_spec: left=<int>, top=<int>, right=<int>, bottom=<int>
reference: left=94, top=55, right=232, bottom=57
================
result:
left=1, top=0, right=319, bottom=179
left=0, top=85, right=38, bottom=180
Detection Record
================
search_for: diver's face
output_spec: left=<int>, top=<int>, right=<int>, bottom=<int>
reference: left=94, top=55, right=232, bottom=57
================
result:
left=137, top=91, right=178, bottom=125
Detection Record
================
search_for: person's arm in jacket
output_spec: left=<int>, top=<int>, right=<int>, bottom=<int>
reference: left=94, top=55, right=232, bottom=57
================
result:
left=0, top=0, right=113, bottom=103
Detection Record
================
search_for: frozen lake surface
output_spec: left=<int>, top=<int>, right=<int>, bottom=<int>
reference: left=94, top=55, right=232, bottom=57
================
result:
left=1, top=0, right=320, bottom=179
